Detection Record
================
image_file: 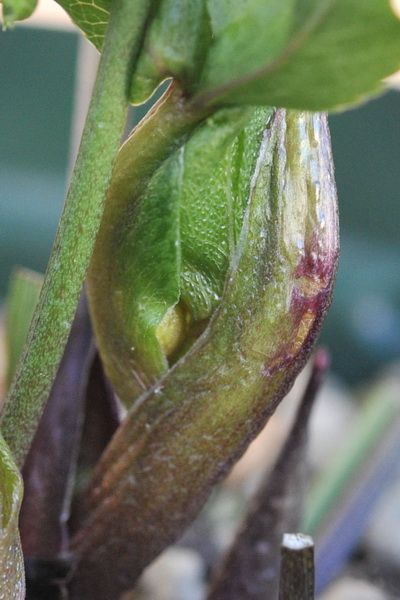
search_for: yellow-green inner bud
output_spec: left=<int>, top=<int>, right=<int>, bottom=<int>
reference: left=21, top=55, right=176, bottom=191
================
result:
left=156, top=302, right=191, bottom=357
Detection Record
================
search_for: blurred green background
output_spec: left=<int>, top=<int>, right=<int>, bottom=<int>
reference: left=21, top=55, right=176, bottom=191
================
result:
left=1, top=26, right=399, bottom=384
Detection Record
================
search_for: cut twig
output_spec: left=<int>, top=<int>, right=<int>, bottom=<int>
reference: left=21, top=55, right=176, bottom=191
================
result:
left=207, top=349, right=328, bottom=600
left=279, top=533, right=315, bottom=600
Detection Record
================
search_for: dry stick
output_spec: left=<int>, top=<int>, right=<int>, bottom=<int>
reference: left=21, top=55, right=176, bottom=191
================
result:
left=279, top=533, right=315, bottom=600
left=207, top=349, right=328, bottom=600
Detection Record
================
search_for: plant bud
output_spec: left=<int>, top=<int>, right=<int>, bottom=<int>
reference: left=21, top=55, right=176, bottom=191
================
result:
left=88, top=96, right=272, bottom=407
left=75, top=103, right=339, bottom=599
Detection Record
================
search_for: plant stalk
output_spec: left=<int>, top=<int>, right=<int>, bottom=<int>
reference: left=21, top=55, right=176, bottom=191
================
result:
left=0, top=0, right=154, bottom=466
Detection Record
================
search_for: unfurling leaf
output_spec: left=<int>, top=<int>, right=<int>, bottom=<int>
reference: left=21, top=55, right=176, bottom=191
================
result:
left=87, top=84, right=209, bottom=405
left=0, top=435, right=25, bottom=599
left=88, top=95, right=271, bottom=406
left=71, top=103, right=338, bottom=599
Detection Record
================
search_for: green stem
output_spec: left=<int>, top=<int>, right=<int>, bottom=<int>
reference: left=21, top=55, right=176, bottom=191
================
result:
left=0, top=0, right=153, bottom=467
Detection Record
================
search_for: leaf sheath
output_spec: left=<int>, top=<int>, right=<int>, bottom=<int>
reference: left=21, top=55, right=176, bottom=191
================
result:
left=69, top=110, right=338, bottom=599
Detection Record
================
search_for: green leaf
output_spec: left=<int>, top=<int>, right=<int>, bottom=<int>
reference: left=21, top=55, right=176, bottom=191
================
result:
left=115, top=148, right=182, bottom=381
left=56, top=0, right=400, bottom=111
left=0, top=435, right=25, bottom=599
left=72, top=109, right=339, bottom=599
left=178, top=107, right=269, bottom=322
left=88, top=97, right=269, bottom=406
left=87, top=86, right=207, bottom=406
left=195, top=0, right=400, bottom=110
left=55, top=0, right=111, bottom=50
left=1, top=0, right=37, bottom=27
left=54, top=0, right=210, bottom=101
left=5, top=268, right=42, bottom=390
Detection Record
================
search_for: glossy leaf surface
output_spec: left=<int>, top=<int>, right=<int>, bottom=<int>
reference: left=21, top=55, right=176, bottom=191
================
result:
left=0, top=435, right=25, bottom=599
left=71, top=108, right=338, bottom=599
